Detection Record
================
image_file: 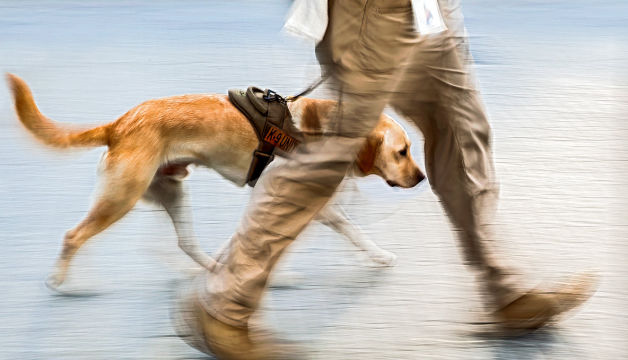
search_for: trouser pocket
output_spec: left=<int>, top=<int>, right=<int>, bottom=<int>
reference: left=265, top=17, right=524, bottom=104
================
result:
left=319, top=0, right=415, bottom=74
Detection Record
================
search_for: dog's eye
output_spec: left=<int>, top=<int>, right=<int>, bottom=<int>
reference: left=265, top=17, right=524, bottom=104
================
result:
left=398, top=147, right=407, bottom=157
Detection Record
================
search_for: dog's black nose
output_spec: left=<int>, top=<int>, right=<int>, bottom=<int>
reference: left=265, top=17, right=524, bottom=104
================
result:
left=415, top=172, right=426, bottom=184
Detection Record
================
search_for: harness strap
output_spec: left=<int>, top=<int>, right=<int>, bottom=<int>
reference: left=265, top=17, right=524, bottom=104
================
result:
left=246, top=149, right=274, bottom=187
left=247, top=93, right=281, bottom=186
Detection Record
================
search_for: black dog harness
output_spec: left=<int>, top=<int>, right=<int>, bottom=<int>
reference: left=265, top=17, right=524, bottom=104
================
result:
left=228, top=87, right=302, bottom=186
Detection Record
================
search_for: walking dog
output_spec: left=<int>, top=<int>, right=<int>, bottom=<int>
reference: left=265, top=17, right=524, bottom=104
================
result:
left=6, top=74, right=424, bottom=289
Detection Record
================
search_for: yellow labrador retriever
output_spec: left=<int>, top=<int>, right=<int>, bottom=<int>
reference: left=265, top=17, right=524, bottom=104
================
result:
left=6, top=74, right=424, bottom=289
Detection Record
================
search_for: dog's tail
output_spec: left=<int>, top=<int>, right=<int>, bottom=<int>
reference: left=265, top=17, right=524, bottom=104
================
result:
left=6, top=73, right=110, bottom=148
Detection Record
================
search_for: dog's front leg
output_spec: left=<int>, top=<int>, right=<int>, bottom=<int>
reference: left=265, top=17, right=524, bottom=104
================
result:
left=316, top=203, right=397, bottom=266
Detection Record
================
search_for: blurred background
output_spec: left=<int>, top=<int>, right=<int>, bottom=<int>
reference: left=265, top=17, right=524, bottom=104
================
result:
left=0, top=0, right=627, bottom=359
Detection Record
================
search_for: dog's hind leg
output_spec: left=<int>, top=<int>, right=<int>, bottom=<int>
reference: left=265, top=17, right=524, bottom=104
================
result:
left=145, top=168, right=219, bottom=272
left=47, top=153, right=159, bottom=289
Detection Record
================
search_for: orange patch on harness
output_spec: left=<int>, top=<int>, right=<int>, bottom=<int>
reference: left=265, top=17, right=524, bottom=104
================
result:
left=263, top=124, right=299, bottom=152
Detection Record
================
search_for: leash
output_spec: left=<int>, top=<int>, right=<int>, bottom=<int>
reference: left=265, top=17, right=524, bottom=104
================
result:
left=285, top=75, right=329, bottom=102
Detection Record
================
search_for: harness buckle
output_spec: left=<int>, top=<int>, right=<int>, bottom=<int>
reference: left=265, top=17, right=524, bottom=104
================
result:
left=253, top=150, right=274, bottom=161
left=263, top=89, right=286, bottom=104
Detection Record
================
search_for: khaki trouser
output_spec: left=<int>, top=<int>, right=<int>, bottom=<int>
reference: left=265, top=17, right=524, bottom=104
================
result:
left=198, top=0, right=521, bottom=329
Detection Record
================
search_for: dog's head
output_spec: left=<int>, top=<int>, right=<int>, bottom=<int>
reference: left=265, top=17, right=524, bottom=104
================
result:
left=291, top=98, right=424, bottom=188
left=356, top=115, right=425, bottom=188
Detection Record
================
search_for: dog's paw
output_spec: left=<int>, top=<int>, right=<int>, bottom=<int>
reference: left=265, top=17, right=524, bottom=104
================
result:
left=366, top=249, right=398, bottom=267
left=45, top=273, right=65, bottom=292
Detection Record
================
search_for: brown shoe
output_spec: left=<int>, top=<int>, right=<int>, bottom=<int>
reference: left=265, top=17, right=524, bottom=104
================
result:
left=494, top=272, right=599, bottom=331
left=199, top=309, right=303, bottom=360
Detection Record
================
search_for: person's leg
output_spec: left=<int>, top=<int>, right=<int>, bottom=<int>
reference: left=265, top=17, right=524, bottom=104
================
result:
left=391, top=1, right=597, bottom=328
left=391, top=32, right=520, bottom=309
left=183, top=0, right=417, bottom=357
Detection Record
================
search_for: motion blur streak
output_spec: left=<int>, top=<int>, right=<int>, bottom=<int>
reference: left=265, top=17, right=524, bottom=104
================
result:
left=0, top=1, right=626, bottom=359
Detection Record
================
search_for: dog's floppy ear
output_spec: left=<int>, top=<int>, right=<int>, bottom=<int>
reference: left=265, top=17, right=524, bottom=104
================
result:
left=356, top=136, right=381, bottom=174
